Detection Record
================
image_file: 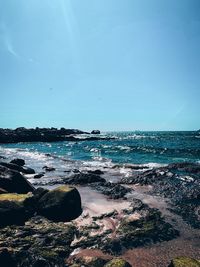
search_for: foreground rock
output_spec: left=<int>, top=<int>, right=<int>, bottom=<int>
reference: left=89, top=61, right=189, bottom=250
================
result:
left=38, top=185, right=82, bottom=222
left=0, top=165, right=35, bottom=194
left=168, top=257, right=200, bottom=267
left=64, top=172, right=106, bottom=185
left=0, top=186, right=82, bottom=227
left=69, top=256, right=132, bottom=267
left=0, top=161, right=35, bottom=174
left=72, top=199, right=179, bottom=255
left=10, top=158, right=25, bottom=166
left=0, top=216, right=76, bottom=267
left=0, top=193, right=32, bottom=227
left=105, top=258, right=132, bottom=267
left=121, top=162, right=200, bottom=228
left=91, top=182, right=131, bottom=199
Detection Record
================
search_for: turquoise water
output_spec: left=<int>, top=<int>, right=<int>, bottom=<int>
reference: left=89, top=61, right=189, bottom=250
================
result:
left=1, top=131, right=200, bottom=165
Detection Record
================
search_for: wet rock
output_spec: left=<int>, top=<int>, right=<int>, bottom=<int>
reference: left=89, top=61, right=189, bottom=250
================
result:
left=91, top=182, right=131, bottom=199
left=0, top=165, right=35, bottom=194
left=10, top=158, right=25, bottom=166
left=0, top=162, right=35, bottom=174
left=73, top=201, right=179, bottom=256
left=38, top=185, right=82, bottom=222
left=168, top=257, right=200, bottom=267
left=101, top=208, right=179, bottom=255
left=104, top=258, right=132, bottom=267
left=91, top=130, right=101, bottom=134
left=121, top=163, right=200, bottom=228
left=34, top=173, right=45, bottom=179
left=88, top=170, right=104, bottom=175
left=0, top=216, right=76, bottom=267
left=0, top=127, right=113, bottom=143
left=0, top=193, right=33, bottom=227
left=65, top=173, right=106, bottom=185
left=42, top=166, right=56, bottom=172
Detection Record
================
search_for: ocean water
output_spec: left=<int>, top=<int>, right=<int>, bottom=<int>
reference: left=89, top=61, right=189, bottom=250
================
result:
left=0, top=131, right=200, bottom=178
left=1, top=131, right=200, bottom=162
left=0, top=132, right=200, bottom=185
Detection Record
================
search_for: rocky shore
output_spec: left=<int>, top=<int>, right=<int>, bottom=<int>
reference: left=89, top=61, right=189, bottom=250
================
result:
left=0, top=157, right=199, bottom=266
left=0, top=127, right=113, bottom=143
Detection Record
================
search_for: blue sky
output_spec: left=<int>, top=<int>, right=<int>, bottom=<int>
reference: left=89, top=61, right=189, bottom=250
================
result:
left=0, top=0, right=200, bottom=131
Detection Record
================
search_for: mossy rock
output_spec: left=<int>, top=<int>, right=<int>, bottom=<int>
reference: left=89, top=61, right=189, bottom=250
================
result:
left=0, top=193, right=33, bottom=227
left=0, top=216, right=76, bottom=266
left=100, top=208, right=179, bottom=255
left=116, top=209, right=179, bottom=248
left=169, top=257, right=200, bottom=267
left=104, top=258, right=132, bottom=267
left=38, top=185, right=82, bottom=222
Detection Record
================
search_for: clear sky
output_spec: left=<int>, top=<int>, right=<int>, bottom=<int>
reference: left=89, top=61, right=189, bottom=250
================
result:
left=0, top=0, right=200, bottom=131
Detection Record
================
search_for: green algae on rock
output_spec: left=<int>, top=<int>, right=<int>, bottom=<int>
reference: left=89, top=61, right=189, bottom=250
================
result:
left=38, top=185, right=82, bottom=222
left=0, top=216, right=76, bottom=267
left=169, top=257, right=200, bottom=267
left=104, top=258, right=132, bottom=267
left=0, top=193, right=33, bottom=227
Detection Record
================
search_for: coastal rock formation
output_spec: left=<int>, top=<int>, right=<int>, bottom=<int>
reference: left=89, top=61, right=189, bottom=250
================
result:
left=10, top=158, right=25, bottom=166
left=38, top=185, right=82, bottom=222
left=65, top=172, right=106, bottom=185
left=91, top=130, right=101, bottom=134
left=0, top=165, right=35, bottom=194
left=70, top=256, right=132, bottom=267
left=121, top=162, right=200, bottom=228
left=0, top=193, right=32, bottom=227
left=42, top=165, right=56, bottom=172
left=0, top=127, right=112, bottom=143
left=0, top=161, right=35, bottom=174
left=72, top=199, right=179, bottom=255
left=0, top=216, right=76, bottom=267
left=91, top=182, right=131, bottom=199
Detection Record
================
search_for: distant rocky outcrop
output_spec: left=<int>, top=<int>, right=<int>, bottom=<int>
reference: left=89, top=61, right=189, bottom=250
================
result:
left=91, top=130, right=101, bottom=134
left=0, top=127, right=111, bottom=144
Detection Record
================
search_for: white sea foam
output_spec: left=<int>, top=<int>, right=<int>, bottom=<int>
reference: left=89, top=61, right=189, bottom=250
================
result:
left=143, top=162, right=167, bottom=168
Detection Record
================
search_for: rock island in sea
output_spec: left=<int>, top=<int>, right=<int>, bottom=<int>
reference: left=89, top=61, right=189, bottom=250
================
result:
left=0, top=129, right=199, bottom=267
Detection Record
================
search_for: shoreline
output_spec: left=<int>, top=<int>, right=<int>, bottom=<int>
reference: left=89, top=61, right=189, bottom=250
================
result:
left=0, top=137, right=200, bottom=266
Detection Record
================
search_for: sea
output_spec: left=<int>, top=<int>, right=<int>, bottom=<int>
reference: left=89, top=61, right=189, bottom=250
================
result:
left=0, top=131, right=200, bottom=183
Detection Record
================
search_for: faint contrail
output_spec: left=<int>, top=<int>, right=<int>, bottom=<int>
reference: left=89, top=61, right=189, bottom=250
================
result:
left=0, top=21, right=20, bottom=59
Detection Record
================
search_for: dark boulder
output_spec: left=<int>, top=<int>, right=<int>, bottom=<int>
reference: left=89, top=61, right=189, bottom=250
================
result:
left=0, top=193, right=32, bottom=227
left=42, top=166, right=55, bottom=172
left=91, top=130, right=101, bottom=134
left=34, top=173, right=45, bottom=179
left=38, top=185, right=82, bottom=222
left=0, top=165, right=35, bottom=194
left=88, top=169, right=104, bottom=175
left=91, top=182, right=131, bottom=199
left=10, top=158, right=25, bottom=166
left=0, top=162, right=35, bottom=174
left=65, top=173, right=106, bottom=185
